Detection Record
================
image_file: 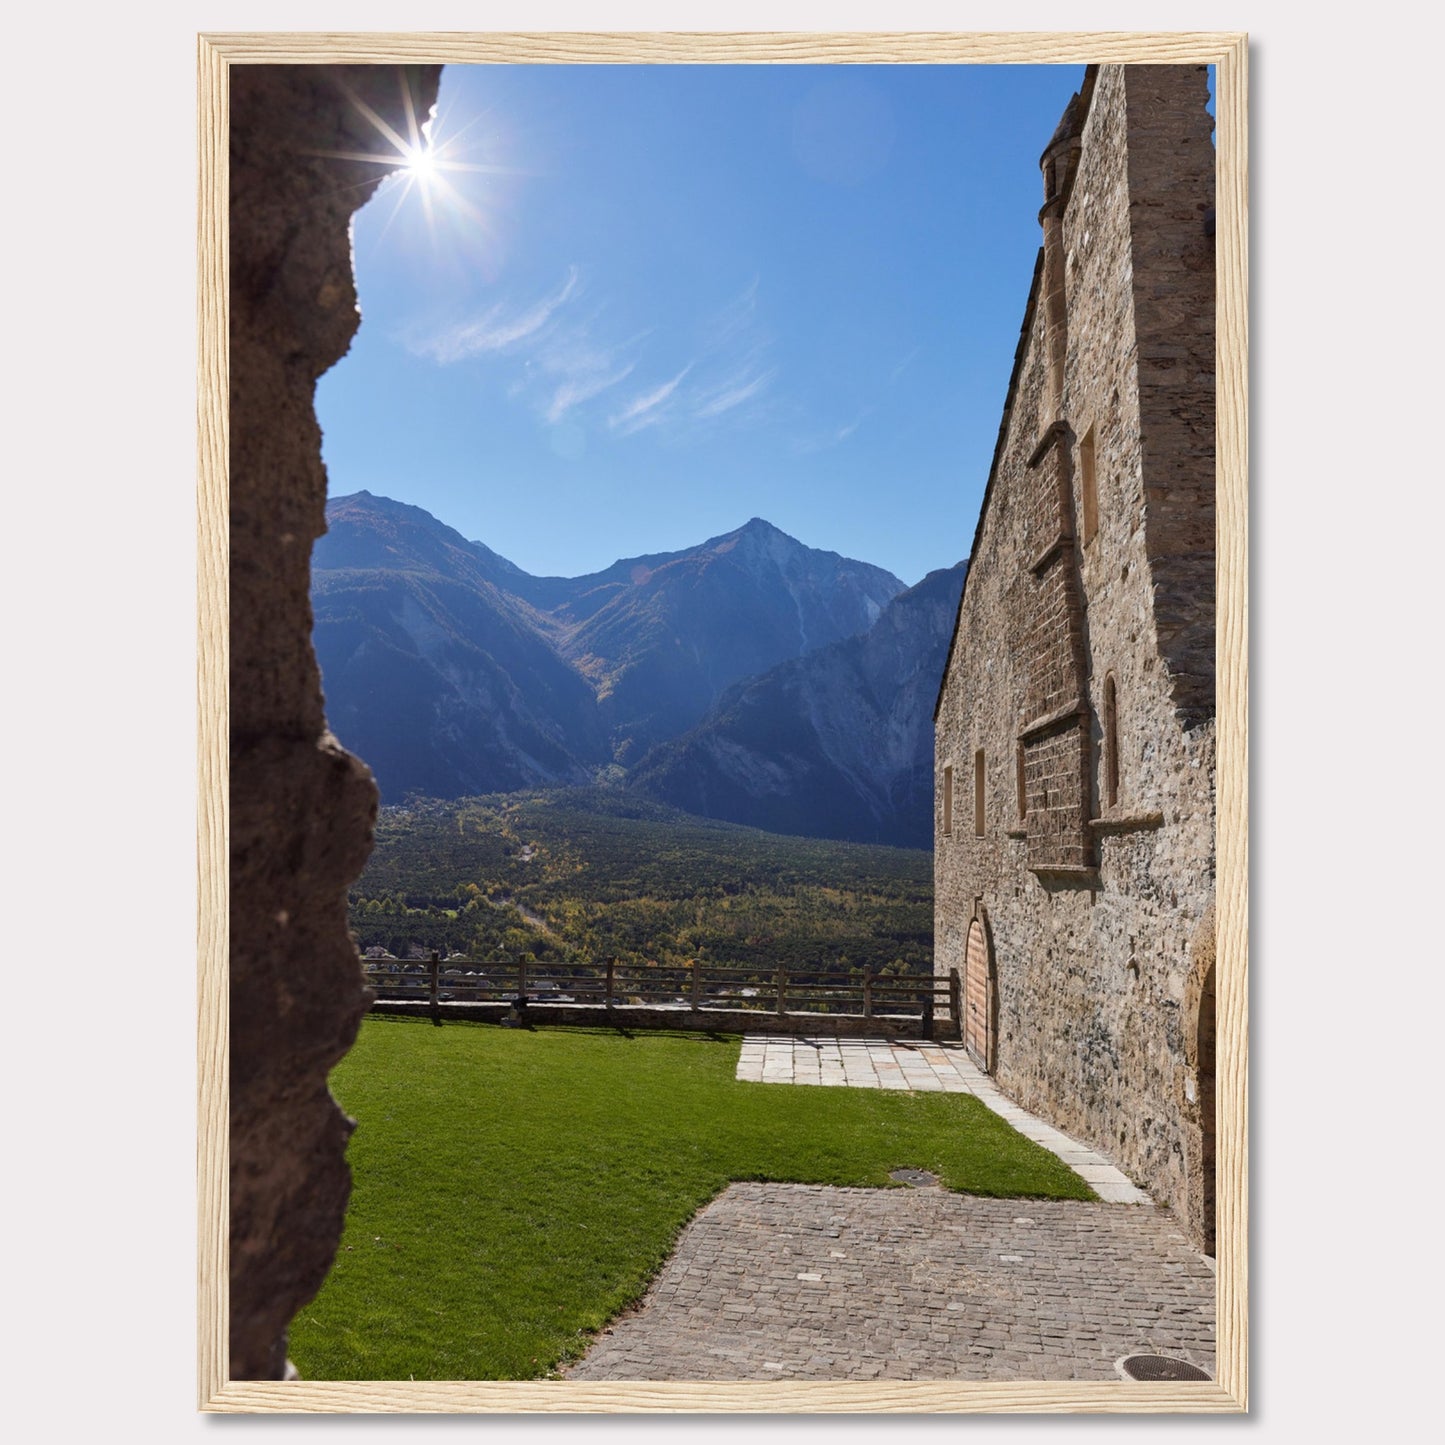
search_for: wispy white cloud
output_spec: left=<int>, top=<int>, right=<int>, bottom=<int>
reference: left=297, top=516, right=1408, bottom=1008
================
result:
left=889, top=347, right=921, bottom=385
left=695, top=367, right=777, bottom=419
left=609, top=364, right=694, bottom=434
left=407, top=264, right=648, bottom=423
left=682, top=282, right=778, bottom=427
left=545, top=359, right=637, bottom=423
left=409, top=267, right=580, bottom=362
left=703, top=278, right=760, bottom=348
left=791, top=408, right=870, bottom=455
left=535, top=325, right=648, bottom=422
left=403, top=267, right=783, bottom=437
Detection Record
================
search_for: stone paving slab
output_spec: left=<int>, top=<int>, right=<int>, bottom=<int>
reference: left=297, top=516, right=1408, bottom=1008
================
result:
left=567, top=1183, right=1216, bottom=1382
left=736, top=1036, right=1151, bottom=1205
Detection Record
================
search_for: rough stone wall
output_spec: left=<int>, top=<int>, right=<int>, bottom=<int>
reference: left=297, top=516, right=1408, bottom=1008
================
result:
left=229, top=63, right=442, bottom=1380
left=1124, top=68, right=1218, bottom=729
left=935, top=65, right=1216, bottom=1245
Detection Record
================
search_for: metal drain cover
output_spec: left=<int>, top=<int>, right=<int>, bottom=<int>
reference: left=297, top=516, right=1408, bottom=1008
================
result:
left=1119, top=1354, right=1211, bottom=1382
left=889, top=1168, right=940, bottom=1187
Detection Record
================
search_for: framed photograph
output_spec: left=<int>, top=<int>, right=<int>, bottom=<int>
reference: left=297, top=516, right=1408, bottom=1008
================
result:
left=199, top=29, right=1247, bottom=1413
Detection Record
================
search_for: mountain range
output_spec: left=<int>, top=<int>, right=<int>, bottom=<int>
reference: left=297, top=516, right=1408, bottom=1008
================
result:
left=311, top=491, right=964, bottom=846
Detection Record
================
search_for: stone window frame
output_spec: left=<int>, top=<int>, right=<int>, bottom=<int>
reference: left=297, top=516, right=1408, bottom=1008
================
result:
left=942, top=763, right=954, bottom=836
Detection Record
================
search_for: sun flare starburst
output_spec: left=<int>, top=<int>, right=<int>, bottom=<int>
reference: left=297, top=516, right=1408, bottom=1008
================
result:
left=304, top=73, right=517, bottom=257
left=400, top=142, right=436, bottom=182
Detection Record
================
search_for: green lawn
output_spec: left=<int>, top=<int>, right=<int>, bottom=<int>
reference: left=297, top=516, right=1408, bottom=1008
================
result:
left=288, top=1018, right=1092, bottom=1380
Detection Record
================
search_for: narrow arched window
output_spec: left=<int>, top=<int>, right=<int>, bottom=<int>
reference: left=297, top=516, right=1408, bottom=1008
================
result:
left=1103, top=673, right=1119, bottom=809
left=1078, top=424, right=1098, bottom=546
left=974, top=749, right=986, bottom=836
left=942, top=765, right=954, bottom=836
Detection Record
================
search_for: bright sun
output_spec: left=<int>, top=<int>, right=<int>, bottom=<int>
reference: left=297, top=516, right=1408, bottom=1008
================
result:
left=318, top=74, right=508, bottom=247
left=402, top=143, right=436, bottom=182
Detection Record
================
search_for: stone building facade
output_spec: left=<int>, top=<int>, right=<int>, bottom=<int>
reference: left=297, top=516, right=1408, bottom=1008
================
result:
left=933, top=65, right=1217, bottom=1251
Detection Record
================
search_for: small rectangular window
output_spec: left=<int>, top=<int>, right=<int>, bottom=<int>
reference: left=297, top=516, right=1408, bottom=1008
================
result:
left=1104, top=675, right=1119, bottom=809
left=974, top=750, right=986, bottom=836
left=1079, top=424, right=1098, bottom=546
left=942, top=765, right=953, bottom=836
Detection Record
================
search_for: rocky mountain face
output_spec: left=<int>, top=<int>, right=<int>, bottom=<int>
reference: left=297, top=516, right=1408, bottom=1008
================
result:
left=312, top=498, right=611, bottom=800
left=312, top=493, right=909, bottom=805
left=546, top=516, right=904, bottom=762
left=626, top=563, right=967, bottom=847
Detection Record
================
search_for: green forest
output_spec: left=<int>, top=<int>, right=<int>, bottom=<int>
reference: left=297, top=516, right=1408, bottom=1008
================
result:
left=349, top=788, right=933, bottom=978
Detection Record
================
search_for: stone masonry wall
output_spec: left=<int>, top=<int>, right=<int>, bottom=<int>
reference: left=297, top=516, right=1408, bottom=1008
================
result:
left=935, top=65, right=1216, bottom=1244
left=229, top=63, right=442, bottom=1380
left=1124, top=67, right=1217, bottom=729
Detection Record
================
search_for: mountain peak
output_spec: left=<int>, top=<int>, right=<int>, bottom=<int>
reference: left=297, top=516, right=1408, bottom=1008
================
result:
left=705, top=516, right=801, bottom=556
left=732, top=517, right=802, bottom=548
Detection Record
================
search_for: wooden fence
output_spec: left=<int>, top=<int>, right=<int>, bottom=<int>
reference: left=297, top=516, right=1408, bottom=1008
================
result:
left=362, top=952, right=962, bottom=1037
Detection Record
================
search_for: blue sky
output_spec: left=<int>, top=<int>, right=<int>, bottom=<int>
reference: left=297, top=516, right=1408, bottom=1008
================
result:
left=318, top=63, right=1089, bottom=586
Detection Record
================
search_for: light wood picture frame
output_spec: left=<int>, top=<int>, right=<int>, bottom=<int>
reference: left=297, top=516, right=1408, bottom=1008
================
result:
left=198, top=29, right=1247, bottom=1414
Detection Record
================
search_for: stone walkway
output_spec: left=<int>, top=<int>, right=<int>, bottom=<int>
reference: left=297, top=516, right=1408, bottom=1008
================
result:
left=736, top=1035, right=1149, bottom=1204
left=566, top=1184, right=1216, bottom=1382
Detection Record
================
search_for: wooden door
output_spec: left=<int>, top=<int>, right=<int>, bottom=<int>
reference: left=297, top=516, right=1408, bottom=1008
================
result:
left=964, top=918, right=992, bottom=1068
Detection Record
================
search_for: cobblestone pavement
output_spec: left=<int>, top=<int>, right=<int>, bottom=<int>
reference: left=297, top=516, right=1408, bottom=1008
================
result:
left=737, top=1036, right=1149, bottom=1204
left=566, top=1183, right=1216, bottom=1382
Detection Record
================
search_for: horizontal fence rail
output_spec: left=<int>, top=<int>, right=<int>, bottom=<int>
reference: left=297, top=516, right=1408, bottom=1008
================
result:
left=360, top=952, right=962, bottom=1038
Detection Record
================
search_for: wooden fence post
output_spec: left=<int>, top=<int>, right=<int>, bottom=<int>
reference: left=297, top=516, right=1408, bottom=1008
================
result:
left=518, top=953, right=529, bottom=1000
left=429, top=950, right=441, bottom=1027
left=775, top=964, right=787, bottom=1017
left=691, top=959, right=702, bottom=1011
left=863, top=971, right=873, bottom=1019
left=949, top=968, right=962, bottom=1040
left=605, top=956, right=615, bottom=1009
